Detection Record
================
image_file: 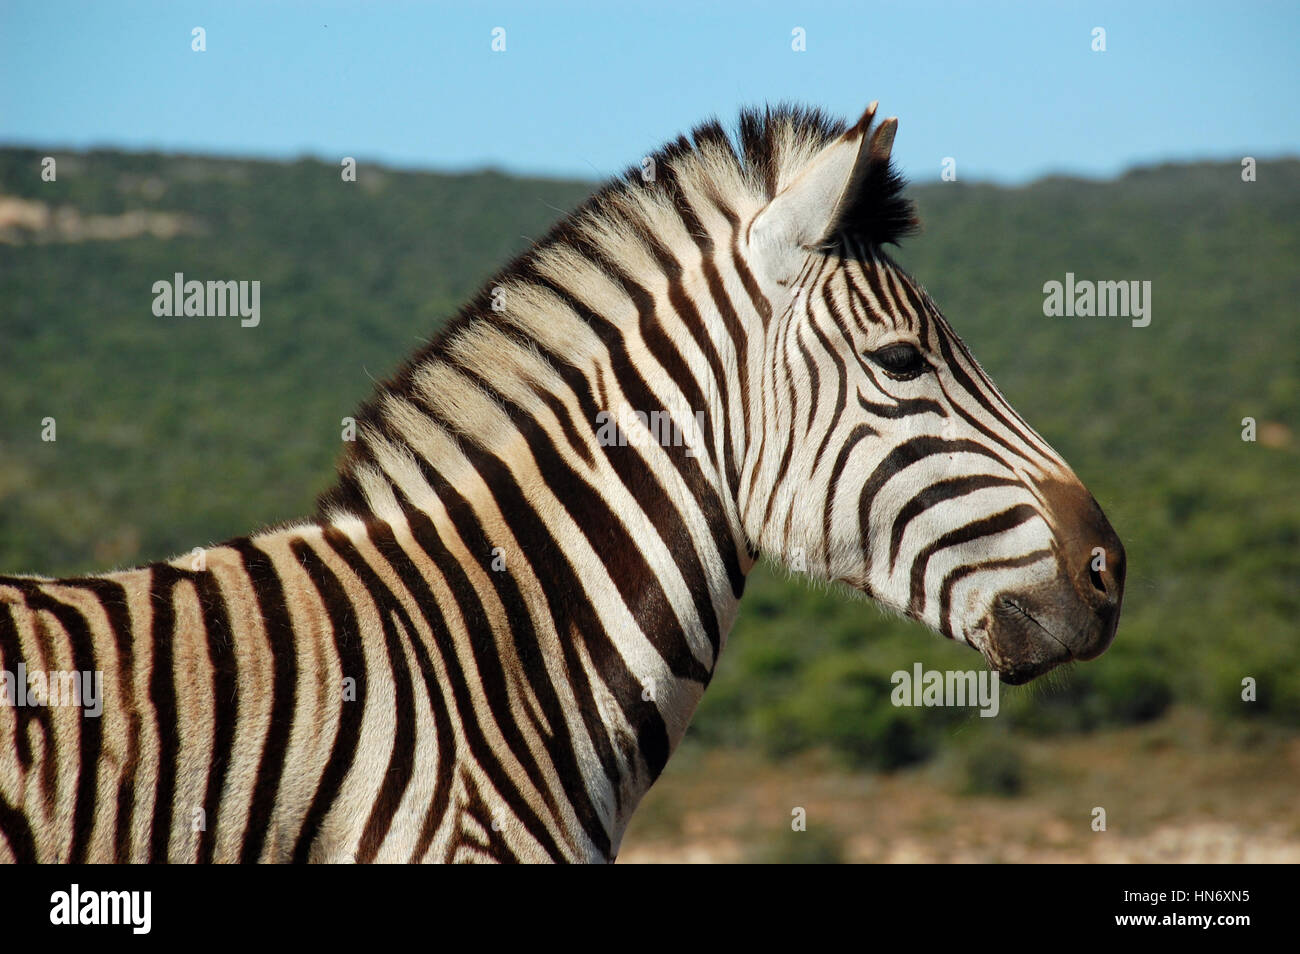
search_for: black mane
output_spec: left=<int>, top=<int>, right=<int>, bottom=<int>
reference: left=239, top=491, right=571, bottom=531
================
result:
left=635, top=102, right=919, bottom=249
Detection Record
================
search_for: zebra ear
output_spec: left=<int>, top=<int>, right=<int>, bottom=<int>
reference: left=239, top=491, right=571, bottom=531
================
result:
left=748, top=103, right=905, bottom=284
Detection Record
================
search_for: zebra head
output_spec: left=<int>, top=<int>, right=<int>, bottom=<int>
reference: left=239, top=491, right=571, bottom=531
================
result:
left=742, top=103, right=1125, bottom=684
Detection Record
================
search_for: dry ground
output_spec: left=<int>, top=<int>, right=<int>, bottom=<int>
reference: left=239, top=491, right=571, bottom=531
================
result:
left=618, top=707, right=1300, bottom=863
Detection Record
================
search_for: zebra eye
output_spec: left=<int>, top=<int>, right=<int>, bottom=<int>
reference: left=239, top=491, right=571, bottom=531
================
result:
left=868, top=342, right=928, bottom=379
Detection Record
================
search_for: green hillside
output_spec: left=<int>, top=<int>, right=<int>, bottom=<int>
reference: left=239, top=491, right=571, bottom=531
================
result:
left=1, top=146, right=1296, bottom=767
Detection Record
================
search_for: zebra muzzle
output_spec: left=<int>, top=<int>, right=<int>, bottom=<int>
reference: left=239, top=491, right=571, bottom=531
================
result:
left=980, top=477, right=1127, bottom=685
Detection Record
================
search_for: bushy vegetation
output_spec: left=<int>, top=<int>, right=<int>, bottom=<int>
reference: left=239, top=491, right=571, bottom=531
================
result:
left=1, top=148, right=1296, bottom=770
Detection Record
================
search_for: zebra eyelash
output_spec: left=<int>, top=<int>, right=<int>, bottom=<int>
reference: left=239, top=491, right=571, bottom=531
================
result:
left=866, top=341, right=931, bottom=380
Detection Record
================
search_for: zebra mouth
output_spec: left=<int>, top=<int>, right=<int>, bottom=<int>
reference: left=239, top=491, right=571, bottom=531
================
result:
left=977, top=595, right=1077, bottom=686
left=1002, top=598, right=1073, bottom=653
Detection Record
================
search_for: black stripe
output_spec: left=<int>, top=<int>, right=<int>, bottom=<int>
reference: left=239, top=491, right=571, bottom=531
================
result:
left=718, top=192, right=772, bottom=330
left=146, top=565, right=183, bottom=862
left=882, top=267, right=922, bottom=335
left=794, top=321, right=822, bottom=440
left=807, top=258, right=848, bottom=473
left=321, top=526, right=419, bottom=863
left=288, top=539, right=368, bottom=864
left=192, top=569, right=239, bottom=863
left=0, top=596, right=40, bottom=863
left=71, top=577, right=138, bottom=863
left=432, top=317, right=710, bottom=690
left=535, top=384, right=596, bottom=468
left=889, top=475, right=1022, bottom=570
left=232, top=538, right=299, bottom=864
left=849, top=250, right=894, bottom=323
left=842, top=261, right=878, bottom=333
left=0, top=599, right=39, bottom=772
left=856, top=388, right=947, bottom=420
left=821, top=423, right=878, bottom=579
left=908, top=504, right=1041, bottom=615
left=20, top=588, right=101, bottom=863
left=0, top=790, right=36, bottom=863
left=757, top=343, right=800, bottom=533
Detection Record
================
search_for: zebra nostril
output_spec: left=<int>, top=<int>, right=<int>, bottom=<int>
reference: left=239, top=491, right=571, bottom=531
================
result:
left=1081, top=536, right=1125, bottom=615
left=1088, top=561, right=1106, bottom=596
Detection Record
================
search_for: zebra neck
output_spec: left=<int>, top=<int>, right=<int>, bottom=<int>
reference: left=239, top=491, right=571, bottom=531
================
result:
left=311, top=175, right=780, bottom=844
left=314, top=341, right=756, bottom=843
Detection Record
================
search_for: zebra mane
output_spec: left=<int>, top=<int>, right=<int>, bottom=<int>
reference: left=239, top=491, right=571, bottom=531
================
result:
left=317, top=104, right=918, bottom=521
left=632, top=102, right=918, bottom=249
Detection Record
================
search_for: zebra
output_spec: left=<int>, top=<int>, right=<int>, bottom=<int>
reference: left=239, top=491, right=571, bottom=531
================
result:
left=0, top=101, right=1124, bottom=863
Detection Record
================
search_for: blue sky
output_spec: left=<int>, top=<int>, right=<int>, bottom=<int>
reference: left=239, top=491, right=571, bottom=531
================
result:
left=2, top=0, right=1297, bottom=184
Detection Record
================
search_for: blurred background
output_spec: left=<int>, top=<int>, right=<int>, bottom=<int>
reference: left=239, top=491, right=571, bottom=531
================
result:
left=1, top=1, right=1297, bottom=861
